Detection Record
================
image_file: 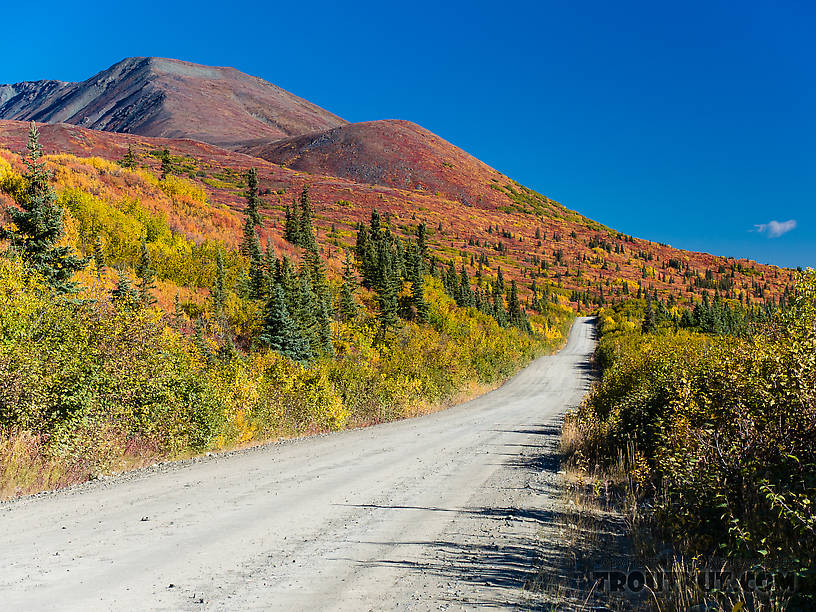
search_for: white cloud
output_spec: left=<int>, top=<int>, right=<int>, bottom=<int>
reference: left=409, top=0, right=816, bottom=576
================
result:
left=754, top=219, right=797, bottom=238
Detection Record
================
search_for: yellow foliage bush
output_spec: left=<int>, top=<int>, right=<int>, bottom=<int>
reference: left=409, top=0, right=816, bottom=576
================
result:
left=159, top=175, right=208, bottom=204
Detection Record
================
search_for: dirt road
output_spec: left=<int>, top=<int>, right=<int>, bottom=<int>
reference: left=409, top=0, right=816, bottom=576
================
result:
left=1, top=317, right=596, bottom=611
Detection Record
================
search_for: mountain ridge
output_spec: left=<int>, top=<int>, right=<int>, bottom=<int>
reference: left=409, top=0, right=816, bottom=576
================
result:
left=0, top=57, right=347, bottom=147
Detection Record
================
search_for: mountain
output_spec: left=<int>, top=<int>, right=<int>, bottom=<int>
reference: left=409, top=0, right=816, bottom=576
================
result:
left=240, top=120, right=519, bottom=209
left=0, top=57, right=347, bottom=147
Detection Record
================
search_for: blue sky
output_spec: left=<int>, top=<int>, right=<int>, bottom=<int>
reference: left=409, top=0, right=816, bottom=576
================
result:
left=2, top=0, right=813, bottom=268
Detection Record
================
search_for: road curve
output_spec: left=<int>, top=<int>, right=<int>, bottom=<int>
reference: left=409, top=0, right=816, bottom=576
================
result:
left=1, top=317, right=597, bottom=611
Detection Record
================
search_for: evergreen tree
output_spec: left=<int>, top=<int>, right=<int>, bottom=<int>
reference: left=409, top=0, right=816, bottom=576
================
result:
left=495, top=267, right=505, bottom=297
left=294, top=269, right=319, bottom=343
left=338, top=251, right=358, bottom=322
left=493, top=290, right=508, bottom=327
left=392, top=232, right=405, bottom=279
left=375, top=242, right=400, bottom=340
left=354, top=222, right=373, bottom=287
left=111, top=269, right=139, bottom=310
left=417, top=222, right=428, bottom=260
left=263, top=240, right=278, bottom=296
left=443, top=261, right=458, bottom=297
left=355, top=223, right=382, bottom=289
left=260, top=284, right=312, bottom=362
left=507, top=280, right=529, bottom=331
left=298, top=185, right=316, bottom=251
left=241, top=169, right=265, bottom=299
left=243, top=168, right=263, bottom=228
left=1, top=122, right=87, bottom=293
left=406, top=242, right=429, bottom=322
left=235, top=269, right=252, bottom=300
left=275, top=256, right=300, bottom=315
left=458, top=264, right=474, bottom=307
left=284, top=202, right=301, bottom=244
left=642, top=298, right=657, bottom=333
left=304, top=246, right=330, bottom=302
left=193, top=317, right=211, bottom=363
left=135, top=235, right=157, bottom=306
left=120, top=144, right=137, bottom=169
left=370, top=209, right=381, bottom=236
left=159, top=147, right=172, bottom=179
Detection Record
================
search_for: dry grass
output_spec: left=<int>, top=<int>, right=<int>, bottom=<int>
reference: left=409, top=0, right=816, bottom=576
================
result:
left=556, top=418, right=797, bottom=612
left=0, top=431, right=163, bottom=501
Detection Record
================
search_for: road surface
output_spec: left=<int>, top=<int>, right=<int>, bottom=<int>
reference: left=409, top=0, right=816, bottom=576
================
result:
left=1, top=317, right=597, bottom=611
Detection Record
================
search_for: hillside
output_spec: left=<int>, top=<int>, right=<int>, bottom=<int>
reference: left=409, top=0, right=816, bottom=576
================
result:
left=239, top=119, right=570, bottom=215
left=0, top=119, right=794, bottom=310
left=0, top=57, right=347, bottom=147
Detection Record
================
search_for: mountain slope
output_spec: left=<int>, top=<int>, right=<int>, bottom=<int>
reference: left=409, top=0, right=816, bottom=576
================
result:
left=0, top=57, right=347, bottom=147
left=0, top=119, right=794, bottom=311
left=240, top=119, right=543, bottom=211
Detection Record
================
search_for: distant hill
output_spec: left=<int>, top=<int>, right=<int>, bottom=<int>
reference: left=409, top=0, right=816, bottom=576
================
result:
left=0, top=57, right=347, bottom=147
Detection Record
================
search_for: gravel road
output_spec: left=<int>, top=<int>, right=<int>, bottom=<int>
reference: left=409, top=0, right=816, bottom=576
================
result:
left=1, top=317, right=596, bottom=611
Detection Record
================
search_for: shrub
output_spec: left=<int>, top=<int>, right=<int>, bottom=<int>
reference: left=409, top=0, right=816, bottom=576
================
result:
left=570, top=271, right=816, bottom=596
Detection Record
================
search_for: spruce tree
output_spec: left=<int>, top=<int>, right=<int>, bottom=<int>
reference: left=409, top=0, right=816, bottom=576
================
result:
left=507, top=280, right=531, bottom=332
left=458, top=264, right=474, bottom=307
left=160, top=147, right=172, bottom=179
left=260, top=284, right=312, bottom=362
left=406, top=243, right=429, bottom=322
left=276, top=256, right=300, bottom=315
left=493, top=290, right=508, bottom=327
left=443, top=261, right=458, bottom=297
left=370, top=209, right=381, bottom=236
left=298, top=185, right=316, bottom=251
left=495, top=267, right=505, bottom=297
left=120, top=144, right=137, bottom=169
left=284, top=201, right=301, bottom=244
left=241, top=168, right=265, bottom=299
left=235, top=269, right=252, bottom=300
left=375, top=243, right=400, bottom=340
left=193, top=317, right=211, bottom=363
left=244, top=168, right=263, bottom=228
left=294, top=266, right=319, bottom=341
left=304, top=247, right=330, bottom=302
left=642, top=298, right=657, bottom=334
left=2, top=122, right=87, bottom=293
left=111, top=269, right=139, bottom=310
left=263, top=240, right=278, bottom=296
left=136, top=235, right=157, bottom=306
left=417, top=222, right=428, bottom=260
left=245, top=229, right=265, bottom=300
left=338, top=251, right=358, bottom=321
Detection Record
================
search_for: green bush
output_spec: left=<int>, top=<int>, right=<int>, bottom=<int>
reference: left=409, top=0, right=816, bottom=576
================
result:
left=572, top=271, right=816, bottom=586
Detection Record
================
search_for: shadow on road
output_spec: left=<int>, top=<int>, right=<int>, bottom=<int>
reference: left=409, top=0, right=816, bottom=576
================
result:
left=329, top=334, right=627, bottom=609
